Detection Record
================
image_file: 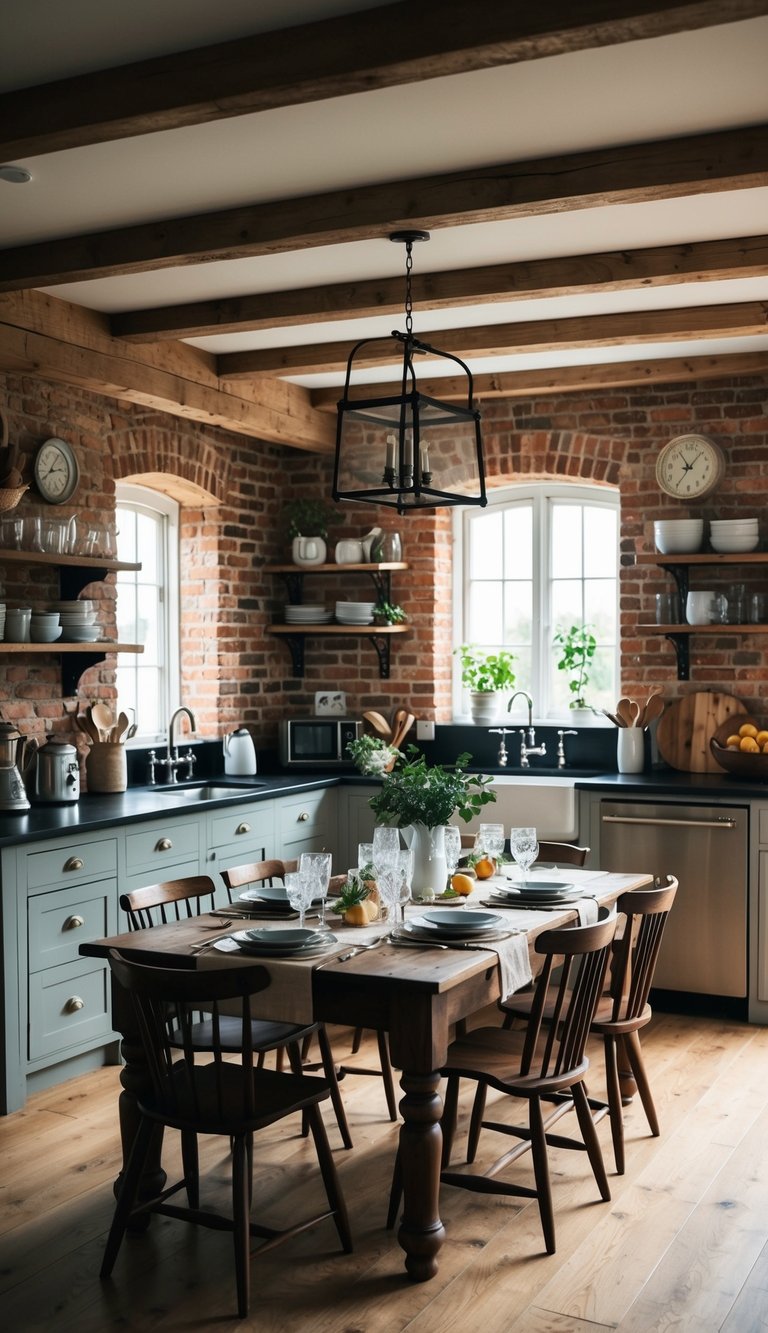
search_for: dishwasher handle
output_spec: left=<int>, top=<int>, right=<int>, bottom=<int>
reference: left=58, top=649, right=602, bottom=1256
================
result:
left=601, top=814, right=736, bottom=830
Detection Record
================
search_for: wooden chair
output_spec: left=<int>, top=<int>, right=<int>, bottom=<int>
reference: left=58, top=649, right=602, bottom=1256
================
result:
left=100, top=951, right=352, bottom=1319
left=459, top=835, right=589, bottom=868
left=388, top=914, right=618, bottom=1252
left=120, top=874, right=353, bottom=1149
left=500, top=877, right=678, bottom=1174
left=223, top=859, right=398, bottom=1123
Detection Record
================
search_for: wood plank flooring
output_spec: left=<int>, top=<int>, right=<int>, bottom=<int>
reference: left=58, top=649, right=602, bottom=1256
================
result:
left=2, top=1010, right=768, bottom=1331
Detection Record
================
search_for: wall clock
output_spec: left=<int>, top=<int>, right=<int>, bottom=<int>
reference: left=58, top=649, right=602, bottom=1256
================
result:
left=655, top=433, right=725, bottom=501
left=33, top=437, right=80, bottom=504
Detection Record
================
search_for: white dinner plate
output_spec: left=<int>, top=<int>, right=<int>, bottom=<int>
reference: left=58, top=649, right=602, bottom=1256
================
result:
left=239, top=885, right=322, bottom=905
left=413, top=909, right=503, bottom=934
left=226, top=929, right=337, bottom=957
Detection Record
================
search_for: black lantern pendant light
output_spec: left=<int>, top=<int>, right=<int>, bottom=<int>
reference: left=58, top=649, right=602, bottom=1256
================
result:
left=333, top=231, right=487, bottom=514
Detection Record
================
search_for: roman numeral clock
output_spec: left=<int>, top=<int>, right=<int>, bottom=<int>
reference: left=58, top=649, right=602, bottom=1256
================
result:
left=655, top=433, right=726, bottom=500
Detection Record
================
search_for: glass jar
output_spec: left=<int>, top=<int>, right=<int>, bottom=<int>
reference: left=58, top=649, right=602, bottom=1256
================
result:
left=381, top=531, right=402, bottom=561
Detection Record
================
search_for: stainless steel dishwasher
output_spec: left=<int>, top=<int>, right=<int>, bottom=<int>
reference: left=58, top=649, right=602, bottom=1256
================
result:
left=600, top=800, right=748, bottom=997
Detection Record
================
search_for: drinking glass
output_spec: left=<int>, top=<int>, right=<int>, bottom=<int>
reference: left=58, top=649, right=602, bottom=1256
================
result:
left=442, top=825, right=462, bottom=888
left=299, top=851, right=332, bottom=928
left=477, top=822, right=505, bottom=861
left=357, top=842, right=374, bottom=875
left=396, top=848, right=414, bottom=924
left=373, top=827, right=401, bottom=920
left=284, top=870, right=313, bottom=929
left=508, top=827, right=539, bottom=886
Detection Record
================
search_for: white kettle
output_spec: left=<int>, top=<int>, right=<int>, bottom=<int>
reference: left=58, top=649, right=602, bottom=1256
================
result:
left=223, top=727, right=257, bottom=776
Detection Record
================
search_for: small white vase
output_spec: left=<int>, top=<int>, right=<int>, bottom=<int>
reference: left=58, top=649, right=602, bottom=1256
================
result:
left=469, top=691, right=501, bottom=725
left=617, top=728, right=645, bottom=774
left=403, top=823, right=447, bottom=902
left=292, top=536, right=327, bottom=566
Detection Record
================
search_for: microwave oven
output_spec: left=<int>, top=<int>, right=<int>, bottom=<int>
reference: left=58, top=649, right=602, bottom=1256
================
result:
left=279, top=718, right=362, bottom=767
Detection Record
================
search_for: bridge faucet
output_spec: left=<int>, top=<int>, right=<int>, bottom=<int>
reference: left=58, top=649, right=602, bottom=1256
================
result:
left=518, top=730, right=547, bottom=768
left=508, top=690, right=535, bottom=743
left=489, top=728, right=514, bottom=766
left=508, top=690, right=546, bottom=765
left=164, top=706, right=197, bottom=783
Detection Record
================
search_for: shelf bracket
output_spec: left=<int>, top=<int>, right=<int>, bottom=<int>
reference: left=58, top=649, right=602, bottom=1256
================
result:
left=276, top=634, right=306, bottom=677
left=274, top=570, right=305, bottom=604
left=367, top=633, right=392, bottom=679
left=367, top=568, right=392, bottom=602
left=664, top=564, right=690, bottom=620
left=665, top=633, right=690, bottom=681
left=60, top=650, right=106, bottom=696
left=59, top=566, right=110, bottom=600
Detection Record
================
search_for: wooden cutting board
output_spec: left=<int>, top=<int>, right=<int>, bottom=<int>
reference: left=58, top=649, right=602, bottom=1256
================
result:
left=656, top=691, right=748, bottom=772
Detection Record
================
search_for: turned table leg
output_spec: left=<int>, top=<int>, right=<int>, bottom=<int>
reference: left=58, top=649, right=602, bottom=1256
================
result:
left=396, top=1070, right=446, bottom=1282
left=111, top=980, right=166, bottom=1212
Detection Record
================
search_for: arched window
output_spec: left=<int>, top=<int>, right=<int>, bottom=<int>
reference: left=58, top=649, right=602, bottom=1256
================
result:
left=454, top=483, right=619, bottom=719
left=115, top=483, right=180, bottom=744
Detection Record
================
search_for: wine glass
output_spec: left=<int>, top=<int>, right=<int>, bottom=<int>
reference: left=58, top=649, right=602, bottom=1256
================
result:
left=299, top=851, right=332, bottom=928
left=373, top=827, right=401, bottom=921
left=442, top=825, right=462, bottom=890
left=357, top=842, right=374, bottom=877
left=508, top=827, right=539, bottom=886
left=396, top=848, right=414, bottom=924
left=284, top=870, right=313, bottom=929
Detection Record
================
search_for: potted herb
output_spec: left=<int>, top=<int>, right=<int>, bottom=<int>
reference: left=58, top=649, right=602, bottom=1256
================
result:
left=454, top=643, right=517, bottom=725
left=282, top=498, right=334, bottom=566
left=554, top=623, right=597, bottom=713
left=372, top=599, right=407, bottom=626
left=369, top=748, right=495, bottom=899
left=347, top=733, right=398, bottom=776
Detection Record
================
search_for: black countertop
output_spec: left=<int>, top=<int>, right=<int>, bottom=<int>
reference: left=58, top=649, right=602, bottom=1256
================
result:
left=0, top=764, right=766, bottom=850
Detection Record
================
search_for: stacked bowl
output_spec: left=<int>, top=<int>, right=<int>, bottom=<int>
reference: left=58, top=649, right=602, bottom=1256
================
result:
left=56, top=599, right=100, bottom=642
left=335, top=600, right=374, bottom=625
left=653, top=518, right=704, bottom=554
left=709, top=518, right=759, bottom=553
left=30, top=610, right=61, bottom=642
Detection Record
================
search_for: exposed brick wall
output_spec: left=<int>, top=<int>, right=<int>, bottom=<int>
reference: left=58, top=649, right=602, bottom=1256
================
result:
left=1, top=368, right=767, bottom=757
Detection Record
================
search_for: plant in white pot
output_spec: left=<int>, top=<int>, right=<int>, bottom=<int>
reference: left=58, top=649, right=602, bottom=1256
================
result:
left=368, top=748, right=495, bottom=900
left=283, top=497, right=333, bottom=566
left=554, top=623, right=597, bottom=716
left=455, top=643, right=517, bottom=725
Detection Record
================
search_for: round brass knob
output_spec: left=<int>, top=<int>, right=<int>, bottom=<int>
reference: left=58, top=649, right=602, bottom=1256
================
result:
left=65, top=996, right=84, bottom=1013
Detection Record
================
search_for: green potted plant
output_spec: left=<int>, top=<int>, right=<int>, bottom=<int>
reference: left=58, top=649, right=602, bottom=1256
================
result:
left=282, top=498, right=334, bottom=566
left=346, top=733, right=398, bottom=775
left=454, top=643, right=517, bottom=725
left=369, top=748, right=496, bottom=899
left=554, top=623, right=597, bottom=713
left=372, top=599, right=407, bottom=626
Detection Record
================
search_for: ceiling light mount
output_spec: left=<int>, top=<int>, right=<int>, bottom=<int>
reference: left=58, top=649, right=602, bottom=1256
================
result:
left=0, top=165, right=32, bottom=185
left=333, top=232, right=487, bottom=515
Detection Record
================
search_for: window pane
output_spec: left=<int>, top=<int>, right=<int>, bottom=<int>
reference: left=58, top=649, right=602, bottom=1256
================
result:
left=469, top=511, right=502, bottom=578
left=504, top=506, right=532, bottom=579
left=584, top=506, right=617, bottom=578
left=503, top=582, right=532, bottom=645
left=467, top=582, right=502, bottom=639
left=551, top=505, right=583, bottom=578
left=137, top=511, right=159, bottom=581
left=551, top=580, right=584, bottom=629
left=584, top=580, right=617, bottom=642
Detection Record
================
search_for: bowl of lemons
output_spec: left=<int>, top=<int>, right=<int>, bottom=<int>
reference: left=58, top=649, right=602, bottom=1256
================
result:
left=710, top=716, right=768, bottom=777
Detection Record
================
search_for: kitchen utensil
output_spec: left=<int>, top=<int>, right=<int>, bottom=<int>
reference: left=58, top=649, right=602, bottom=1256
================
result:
left=90, top=702, right=113, bottom=740
left=639, top=692, right=665, bottom=729
left=28, top=738, right=80, bottom=803
left=390, top=706, right=408, bottom=742
left=656, top=690, right=747, bottom=773
left=362, top=710, right=393, bottom=739
left=616, top=697, right=640, bottom=727
left=76, top=712, right=100, bottom=744
left=111, top=711, right=130, bottom=743
left=223, top=726, right=257, bottom=775
left=0, top=720, right=32, bottom=811
left=601, top=709, right=624, bottom=727
left=391, top=710, right=415, bottom=749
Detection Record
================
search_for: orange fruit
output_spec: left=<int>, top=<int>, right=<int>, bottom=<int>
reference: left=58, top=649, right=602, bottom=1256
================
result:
left=739, top=736, right=759, bottom=752
left=763, top=742, right=768, bottom=754
left=344, top=904, right=369, bottom=926
left=756, top=731, right=768, bottom=746
left=725, top=734, right=742, bottom=748
left=473, top=856, right=496, bottom=880
left=450, top=872, right=475, bottom=896
left=739, top=723, right=758, bottom=738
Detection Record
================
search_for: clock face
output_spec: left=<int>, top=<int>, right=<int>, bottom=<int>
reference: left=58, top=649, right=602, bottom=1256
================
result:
left=655, top=434, right=725, bottom=500
left=34, top=438, right=79, bottom=504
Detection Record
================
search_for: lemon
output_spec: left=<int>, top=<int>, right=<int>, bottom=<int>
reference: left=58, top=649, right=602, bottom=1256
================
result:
left=450, top=872, right=475, bottom=896
left=756, top=731, right=768, bottom=746
left=739, top=736, right=760, bottom=752
left=739, top=723, right=759, bottom=738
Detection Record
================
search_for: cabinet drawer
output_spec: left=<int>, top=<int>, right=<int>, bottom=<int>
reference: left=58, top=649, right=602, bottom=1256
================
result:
left=125, top=819, right=199, bottom=872
left=28, top=958, right=113, bottom=1061
left=277, top=791, right=333, bottom=850
left=25, top=837, right=118, bottom=892
left=29, top=881, right=117, bottom=973
left=209, top=803, right=273, bottom=851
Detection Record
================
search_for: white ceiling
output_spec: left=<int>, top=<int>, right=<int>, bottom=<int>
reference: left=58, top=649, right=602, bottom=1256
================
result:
left=1, top=1, right=767, bottom=394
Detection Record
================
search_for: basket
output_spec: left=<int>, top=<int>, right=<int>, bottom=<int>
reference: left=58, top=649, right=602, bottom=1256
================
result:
left=0, top=484, right=28, bottom=513
left=709, top=714, right=768, bottom=779
left=85, top=742, right=127, bottom=793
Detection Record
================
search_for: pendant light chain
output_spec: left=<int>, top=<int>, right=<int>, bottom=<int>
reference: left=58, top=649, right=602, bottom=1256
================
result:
left=404, top=239, right=414, bottom=338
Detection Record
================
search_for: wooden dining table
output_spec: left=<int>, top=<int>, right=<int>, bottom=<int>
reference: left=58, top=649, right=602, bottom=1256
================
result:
left=80, top=869, right=652, bottom=1282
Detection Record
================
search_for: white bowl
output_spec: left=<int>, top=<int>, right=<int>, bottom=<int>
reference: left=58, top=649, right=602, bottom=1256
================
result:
left=655, top=532, right=703, bottom=554
left=63, top=626, right=101, bottom=642
left=30, top=625, right=63, bottom=643
left=710, top=536, right=760, bottom=553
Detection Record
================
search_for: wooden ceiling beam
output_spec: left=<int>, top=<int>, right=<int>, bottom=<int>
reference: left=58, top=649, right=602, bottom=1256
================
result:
left=217, top=301, right=768, bottom=378
left=110, top=234, right=768, bottom=343
left=1, top=125, right=766, bottom=292
left=309, top=350, right=768, bottom=407
left=3, top=1, right=762, bottom=160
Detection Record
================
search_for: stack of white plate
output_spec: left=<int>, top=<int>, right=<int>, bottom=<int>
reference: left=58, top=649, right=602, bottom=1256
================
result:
left=216, top=926, right=337, bottom=958
left=653, top=518, right=704, bottom=554
left=0, top=602, right=5, bottom=641
left=56, top=599, right=100, bottom=642
left=709, top=518, right=759, bottom=553
left=284, top=604, right=333, bottom=624
left=335, top=600, right=375, bottom=625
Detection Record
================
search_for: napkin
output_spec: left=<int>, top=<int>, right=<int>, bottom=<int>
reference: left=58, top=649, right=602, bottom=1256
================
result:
left=465, top=933, right=532, bottom=1001
left=197, top=939, right=317, bottom=1025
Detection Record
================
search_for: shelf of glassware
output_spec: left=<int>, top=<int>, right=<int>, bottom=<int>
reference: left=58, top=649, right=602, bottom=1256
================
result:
left=635, top=551, right=768, bottom=681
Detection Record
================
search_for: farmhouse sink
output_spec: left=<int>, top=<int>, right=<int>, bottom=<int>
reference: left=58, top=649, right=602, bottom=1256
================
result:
left=464, top=774, right=578, bottom=841
left=153, top=782, right=265, bottom=801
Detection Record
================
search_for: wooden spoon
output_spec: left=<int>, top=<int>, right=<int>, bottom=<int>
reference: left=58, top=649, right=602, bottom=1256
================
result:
left=362, top=710, right=393, bottom=740
left=90, top=702, right=113, bottom=741
left=77, top=713, right=100, bottom=744
left=639, top=693, right=665, bottom=729
left=616, top=697, right=640, bottom=728
left=391, top=712, right=415, bottom=750
left=110, top=711, right=130, bottom=743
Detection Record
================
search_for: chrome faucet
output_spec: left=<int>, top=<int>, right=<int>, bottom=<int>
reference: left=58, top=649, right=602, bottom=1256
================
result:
left=557, top=729, right=577, bottom=769
left=489, top=728, right=514, bottom=766
left=162, top=706, right=197, bottom=783
left=508, top=691, right=547, bottom=767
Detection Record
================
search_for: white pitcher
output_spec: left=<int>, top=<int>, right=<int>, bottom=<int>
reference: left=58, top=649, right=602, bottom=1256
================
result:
left=292, top=536, right=326, bottom=566
left=403, top=823, right=447, bottom=902
left=223, top=727, right=257, bottom=776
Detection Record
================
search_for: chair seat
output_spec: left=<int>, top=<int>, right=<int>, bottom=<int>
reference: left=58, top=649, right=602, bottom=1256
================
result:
left=184, top=1016, right=316, bottom=1053
left=141, top=1063, right=332, bottom=1136
left=444, top=1027, right=589, bottom=1098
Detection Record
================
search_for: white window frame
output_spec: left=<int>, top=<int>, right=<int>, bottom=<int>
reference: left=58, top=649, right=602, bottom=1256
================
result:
left=115, top=483, right=180, bottom=745
left=452, top=482, right=620, bottom=721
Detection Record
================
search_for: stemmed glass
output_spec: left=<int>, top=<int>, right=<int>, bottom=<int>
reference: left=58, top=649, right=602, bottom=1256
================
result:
left=442, top=825, right=462, bottom=892
left=299, top=851, right=332, bottom=929
left=373, top=827, right=401, bottom=922
left=508, top=827, right=539, bottom=886
left=283, top=870, right=313, bottom=929
left=396, top=848, right=414, bottom=924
